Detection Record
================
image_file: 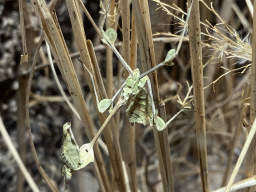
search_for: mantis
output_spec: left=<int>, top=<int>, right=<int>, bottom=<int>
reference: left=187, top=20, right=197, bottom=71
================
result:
left=60, top=1, right=181, bottom=189
left=60, top=28, right=176, bottom=188
left=60, top=122, right=94, bottom=190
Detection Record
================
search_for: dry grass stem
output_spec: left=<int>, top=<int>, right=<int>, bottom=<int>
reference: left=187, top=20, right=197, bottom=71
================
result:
left=188, top=0, right=209, bottom=191
left=224, top=117, right=256, bottom=192
left=0, top=117, right=40, bottom=192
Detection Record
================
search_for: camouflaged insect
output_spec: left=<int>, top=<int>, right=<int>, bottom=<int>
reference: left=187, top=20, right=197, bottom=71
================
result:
left=98, top=69, right=165, bottom=130
left=60, top=122, right=94, bottom=189
left=122, top=69, right=166, bottom=129
left=125, top=83, right=153, bottom=125
left=120, top=69, right=160, bottom=127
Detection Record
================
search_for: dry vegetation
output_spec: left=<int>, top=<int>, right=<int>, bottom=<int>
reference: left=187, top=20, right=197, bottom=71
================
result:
left=1, top=0, right=256, bottom=191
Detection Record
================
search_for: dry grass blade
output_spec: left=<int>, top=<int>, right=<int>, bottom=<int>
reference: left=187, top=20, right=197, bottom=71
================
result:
left=0, top=117, right=40, bottom=192
left=126, top=11, right=138, bottom=192
left=45, top=42, right=80, bottom=120
left=105, top=0, right=115, bottom=98
left=120, top=0, right=131, bottom=72
left=17, top=0, right=29, bottom=190
left=244, top=0, right=256, bottom=190
left=188, top=0, right=209, bottom=191
left=221, top=83, right=251, bottom=186
left=25, top=34, right=58, bottom=192
left=86, top=39, right=130, bottom=192
left=224, top=117, right=256, bottom=192
left=214, top=176, right=256, bottom=192
left=245, top=0, right=253, bottom=17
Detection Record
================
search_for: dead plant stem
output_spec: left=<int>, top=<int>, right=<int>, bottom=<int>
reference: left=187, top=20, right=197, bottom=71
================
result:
left=17, top=0, right=29, bottom=190
left=245, top=1, right=256, bottom=191
left=131, top=0, right=174, bottom=191
left=127, top=10, right=138, bottom=192
left=0, top=117, right=40, bottom=192
left=25, top=34, right=58, bottom=192
left=86, top=40, right=129, bottom=192
left=188, top=0, right=209, bottom=191
left=224, top=117, right=256, bottom=192
left=222, top=83, right=250, bottom=186
left=106, top=0, right=115, bottom=98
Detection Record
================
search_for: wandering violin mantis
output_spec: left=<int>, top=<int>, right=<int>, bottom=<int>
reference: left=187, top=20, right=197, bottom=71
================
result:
left=59, top=1, right=184, bottom=189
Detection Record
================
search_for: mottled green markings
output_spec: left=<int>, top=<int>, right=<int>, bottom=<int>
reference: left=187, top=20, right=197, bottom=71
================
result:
left=120, top=69, right=165, bottom=130
left=97, top=69, right=166, bottom=130
left=60, top=122, right=94, bottom=189
left=127, top=88, right=152, bottom=125
left=122, top=69, right=151, bottom=125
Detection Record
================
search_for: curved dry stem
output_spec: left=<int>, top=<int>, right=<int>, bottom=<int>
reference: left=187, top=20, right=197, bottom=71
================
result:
left=46, top=42, right=80, bottom=120
left=25, top=34, right=58, bottom=192
left=0, top=117, right=40, bottom=192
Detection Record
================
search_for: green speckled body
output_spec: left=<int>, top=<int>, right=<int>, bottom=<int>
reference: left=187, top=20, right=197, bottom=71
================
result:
left=60, top=122, right=82, bottom=189
left=60, top=123, right=80, bottom=171
left=60, top=122, right=95, bottom=190
left=120, top=69, right=154, bottom=125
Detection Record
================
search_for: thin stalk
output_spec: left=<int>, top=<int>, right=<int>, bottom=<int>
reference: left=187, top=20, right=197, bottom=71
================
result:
left=90, top=98, right=124, bottom=146
left=46, top=42, right=80, bottom=120
left=119, top=4, right=132, bottom=187
left=120, top=2, right=133, bottom=189
left=16, top=74, right=28, bottom=192
left=214, top=176, right=256, bottom=192
left=245, top=0, right=253, bottom=17
left=115, top=46, right=123, bottom=131
left=106, top=0, right=115, bottom=98
left=130, top=12, right=137, bottom=70
left=17, top=0, right=29, bottom=191
left=224, top=118, right=256, bottom=192
left=82, top=62, right=128, bottom=192
left=126, top=10, right=138, bottom=192
left=188, top=0, right=209, bottom=191
left=131, top=0, right=174, bottom=191
left=100, top=2, right=133, bottom=75
left=0, top=117, right=40, bottom=192
left=23, top=2, right=60, bottom=192
left=222, top=84, right=250, bottom=186
left=25, top=34, right=58, bottom=192
left=86, top=40, right=108, bottom=98
left=245, top=1, right=256, bottom=191
left=86, top=40, right=129, bottom=192
left=120, top=0, right=131, bottom=76
left=19, top=0, right=27, bottom=56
